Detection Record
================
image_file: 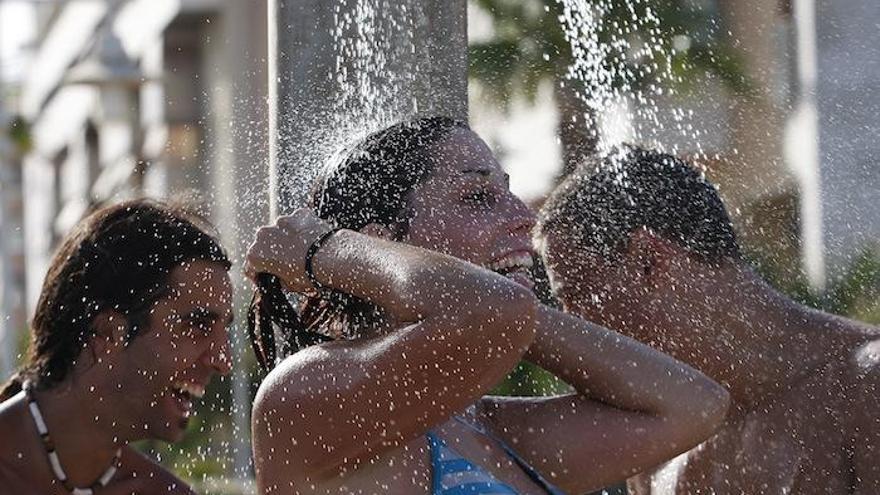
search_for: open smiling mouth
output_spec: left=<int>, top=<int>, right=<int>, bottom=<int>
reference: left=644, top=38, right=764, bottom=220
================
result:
left=486, top=253, right=535, bottom=288
left=169, top=381, right=206, bottom=420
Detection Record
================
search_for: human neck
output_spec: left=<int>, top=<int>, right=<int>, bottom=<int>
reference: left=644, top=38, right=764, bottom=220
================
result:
left=678, top=265, right=849, bottom=406
left=28, top=379, right=126, bottom=488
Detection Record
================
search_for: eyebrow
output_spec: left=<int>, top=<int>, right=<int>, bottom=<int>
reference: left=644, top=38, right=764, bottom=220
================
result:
left=460, top=168, right=511, bottom=183
left=185, top=308, right=234, bottom=326
left=461, top=167, right=493, bottom=177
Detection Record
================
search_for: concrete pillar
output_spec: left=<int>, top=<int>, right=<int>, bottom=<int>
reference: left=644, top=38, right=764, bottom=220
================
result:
left=716, top=0, right=794, bottom=210
left=708, top=0, right=808, bottom=285
left=204, top=0, right=270, bottom=485
left=0, top=116, right=26, bottom=380
left=268, top=0, right=468, bottom=214
left=813, top=0, right=880, bottom=277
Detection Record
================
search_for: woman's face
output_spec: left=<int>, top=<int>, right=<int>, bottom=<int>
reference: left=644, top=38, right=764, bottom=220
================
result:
left=403, top=128, right=537, bottom=289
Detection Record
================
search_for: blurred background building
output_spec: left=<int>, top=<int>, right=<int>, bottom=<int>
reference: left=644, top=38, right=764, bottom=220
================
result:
left=0, top=0, right=878, bottom=490
left=0, top=0, right=269, bottom=490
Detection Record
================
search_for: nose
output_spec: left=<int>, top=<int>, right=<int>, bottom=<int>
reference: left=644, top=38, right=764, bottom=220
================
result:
left=504, top=195, right=536, bottom=236
left=203, top=329, right=233, bottom=376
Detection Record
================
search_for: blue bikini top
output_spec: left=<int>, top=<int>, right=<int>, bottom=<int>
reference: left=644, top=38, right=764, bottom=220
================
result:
left=427, top=415, right=565, bottom=495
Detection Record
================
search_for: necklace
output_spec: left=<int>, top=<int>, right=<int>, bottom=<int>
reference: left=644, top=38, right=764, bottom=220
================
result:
left=23, top=382, right=122, bottom=495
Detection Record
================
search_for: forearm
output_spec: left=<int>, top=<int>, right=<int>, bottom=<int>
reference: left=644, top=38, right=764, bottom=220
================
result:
left=525, top=305, right=728, bottom=417
left=312, top=229, right=533, bottom=325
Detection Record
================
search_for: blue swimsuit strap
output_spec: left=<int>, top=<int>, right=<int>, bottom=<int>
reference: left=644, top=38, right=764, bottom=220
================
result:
left=427, top=431, right=520, bottom=495
left=452, top=416, right=565, bottom=495
left=427, top=416, right=565, bottom=495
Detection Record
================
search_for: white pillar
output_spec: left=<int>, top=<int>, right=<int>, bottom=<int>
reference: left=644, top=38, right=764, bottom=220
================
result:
left=787, top=0, right=825, bottom=290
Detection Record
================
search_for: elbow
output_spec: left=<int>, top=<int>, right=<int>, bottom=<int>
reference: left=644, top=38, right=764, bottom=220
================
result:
left=673, top=378, right=730, bottom=448
left=484, top=282, right=538, bottom=351
left=694, top=375, right=730, bottom=427
left=704, top=381, right=731, bottom=430
left=510, top=284, right=538, bottom=338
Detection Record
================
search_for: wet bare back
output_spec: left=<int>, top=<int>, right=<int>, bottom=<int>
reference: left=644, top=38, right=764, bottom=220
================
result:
left=631, top=340, right=880, bottom=495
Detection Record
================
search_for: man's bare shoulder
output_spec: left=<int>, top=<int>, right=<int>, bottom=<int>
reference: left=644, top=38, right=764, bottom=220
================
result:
left=840, top=337, right=880, bottom=491
left=804, top=320, right=880, bottom=394
left=121, top=447, right=196, bottom=494
left=0, top=393, right=33, bottom=461
left=851, top=336, right=880, bottom=373
left=843, top=337, right=880, bottom=408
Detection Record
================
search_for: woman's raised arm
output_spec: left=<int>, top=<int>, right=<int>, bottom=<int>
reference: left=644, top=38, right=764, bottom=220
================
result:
left=479, top=304, right=730, bottom=494
left=246, top=210, right=537, bottom=486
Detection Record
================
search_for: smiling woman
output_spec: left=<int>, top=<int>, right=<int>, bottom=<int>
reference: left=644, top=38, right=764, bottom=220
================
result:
left=246, top=116, right=730, bottom=495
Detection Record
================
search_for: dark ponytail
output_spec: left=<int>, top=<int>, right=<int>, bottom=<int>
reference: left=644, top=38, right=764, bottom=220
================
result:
left=247, top=274, right=332, bottom=372
left=247, top=116, right=468, bottom=372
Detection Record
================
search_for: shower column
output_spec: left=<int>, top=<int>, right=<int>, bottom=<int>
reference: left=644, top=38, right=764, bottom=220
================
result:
left=268, top=0, right=468, bottom=214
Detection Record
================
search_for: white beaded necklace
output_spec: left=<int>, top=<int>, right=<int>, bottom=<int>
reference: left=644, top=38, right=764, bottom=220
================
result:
left=23, top=382, right=122, bottom=495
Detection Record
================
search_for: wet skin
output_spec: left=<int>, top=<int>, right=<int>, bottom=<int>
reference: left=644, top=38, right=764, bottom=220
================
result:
left=637, top=355, right=879, bottom=495
left=404, top=128, right=537, bottom=291
left=249, top=129, right=730, bottom=495
left=0, top=259, right=233, bottom=494
left=542, top=228, right=880, bottom=494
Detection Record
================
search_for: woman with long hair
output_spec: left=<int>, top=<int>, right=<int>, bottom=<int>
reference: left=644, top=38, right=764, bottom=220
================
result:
left=245, top=116, right=729, bottom=494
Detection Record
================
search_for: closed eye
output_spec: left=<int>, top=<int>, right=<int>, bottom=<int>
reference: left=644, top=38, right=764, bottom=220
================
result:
left=182, top=307, right=231, bottom=336
left=462, top=187, right=497, bottom=207
left=186, top=316, right=214, bottom=336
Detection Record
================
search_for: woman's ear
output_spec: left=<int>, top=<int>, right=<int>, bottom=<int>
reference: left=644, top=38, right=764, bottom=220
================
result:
left=361, top=223, right=395, bottom=240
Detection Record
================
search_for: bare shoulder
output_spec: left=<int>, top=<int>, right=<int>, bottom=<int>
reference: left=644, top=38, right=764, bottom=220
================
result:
left=840, top=337, right=880, bottom=491
left=254, top=344, right=345, bottom=405
left=842, top=337, right=880, bottom=397
left=120, top=447, right=195, bottom=494
left=833, top=337, right=880, bottom=431
left=0, top=393, right=33, bottom=463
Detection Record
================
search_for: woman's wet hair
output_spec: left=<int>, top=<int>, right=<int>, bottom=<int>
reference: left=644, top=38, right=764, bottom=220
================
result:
left=536, top=145, right=740, bottom=266
left=0, top=199, right=231, bottom=400
left=248, top=116, right=468, bottom=371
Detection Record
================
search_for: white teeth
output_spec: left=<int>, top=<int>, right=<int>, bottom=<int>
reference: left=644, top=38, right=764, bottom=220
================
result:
left=173, top=382, right=206, bottom=399
left=487, top=253, right=534, bottom=272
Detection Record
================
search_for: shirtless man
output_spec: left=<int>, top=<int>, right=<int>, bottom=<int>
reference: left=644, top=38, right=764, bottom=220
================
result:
left=535, top=146, right=880, bottom=494
left=0, top=199, right=233, bottom=495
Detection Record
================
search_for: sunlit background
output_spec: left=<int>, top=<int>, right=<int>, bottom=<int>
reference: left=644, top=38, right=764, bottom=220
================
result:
left=0, top=0, right=878, bottom=493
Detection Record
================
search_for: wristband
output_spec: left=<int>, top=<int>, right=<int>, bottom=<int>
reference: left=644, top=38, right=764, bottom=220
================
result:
left=304, top=227, right=344, bottom=293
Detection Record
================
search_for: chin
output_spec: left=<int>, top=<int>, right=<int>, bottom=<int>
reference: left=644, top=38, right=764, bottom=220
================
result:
left=148, top=416, right=191, bottom=444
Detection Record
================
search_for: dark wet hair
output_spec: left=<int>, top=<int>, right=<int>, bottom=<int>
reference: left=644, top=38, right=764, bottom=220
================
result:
left=248, top=116, right=469, bottom=371
left=0, top=199, right=231, bottom=400
left=537, top=145, right=740, bottom=265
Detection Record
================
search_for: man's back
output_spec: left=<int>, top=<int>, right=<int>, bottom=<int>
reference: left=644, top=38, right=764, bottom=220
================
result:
left=631, top=335, right=880, bottom=495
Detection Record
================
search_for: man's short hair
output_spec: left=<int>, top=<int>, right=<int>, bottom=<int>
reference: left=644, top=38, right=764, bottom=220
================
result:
left=537, top=145, right=740, bottom=264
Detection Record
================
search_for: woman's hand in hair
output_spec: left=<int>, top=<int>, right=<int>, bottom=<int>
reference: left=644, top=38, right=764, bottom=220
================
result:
left=244, top=209, right=335, bottom=293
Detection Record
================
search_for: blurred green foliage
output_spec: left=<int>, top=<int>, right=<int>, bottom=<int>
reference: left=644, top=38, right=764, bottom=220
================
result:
left=469, top=0, right=750, bottom=110
left=8, top=116, right=32, bottom=154
left=754, top=247, right=880, bottom=325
